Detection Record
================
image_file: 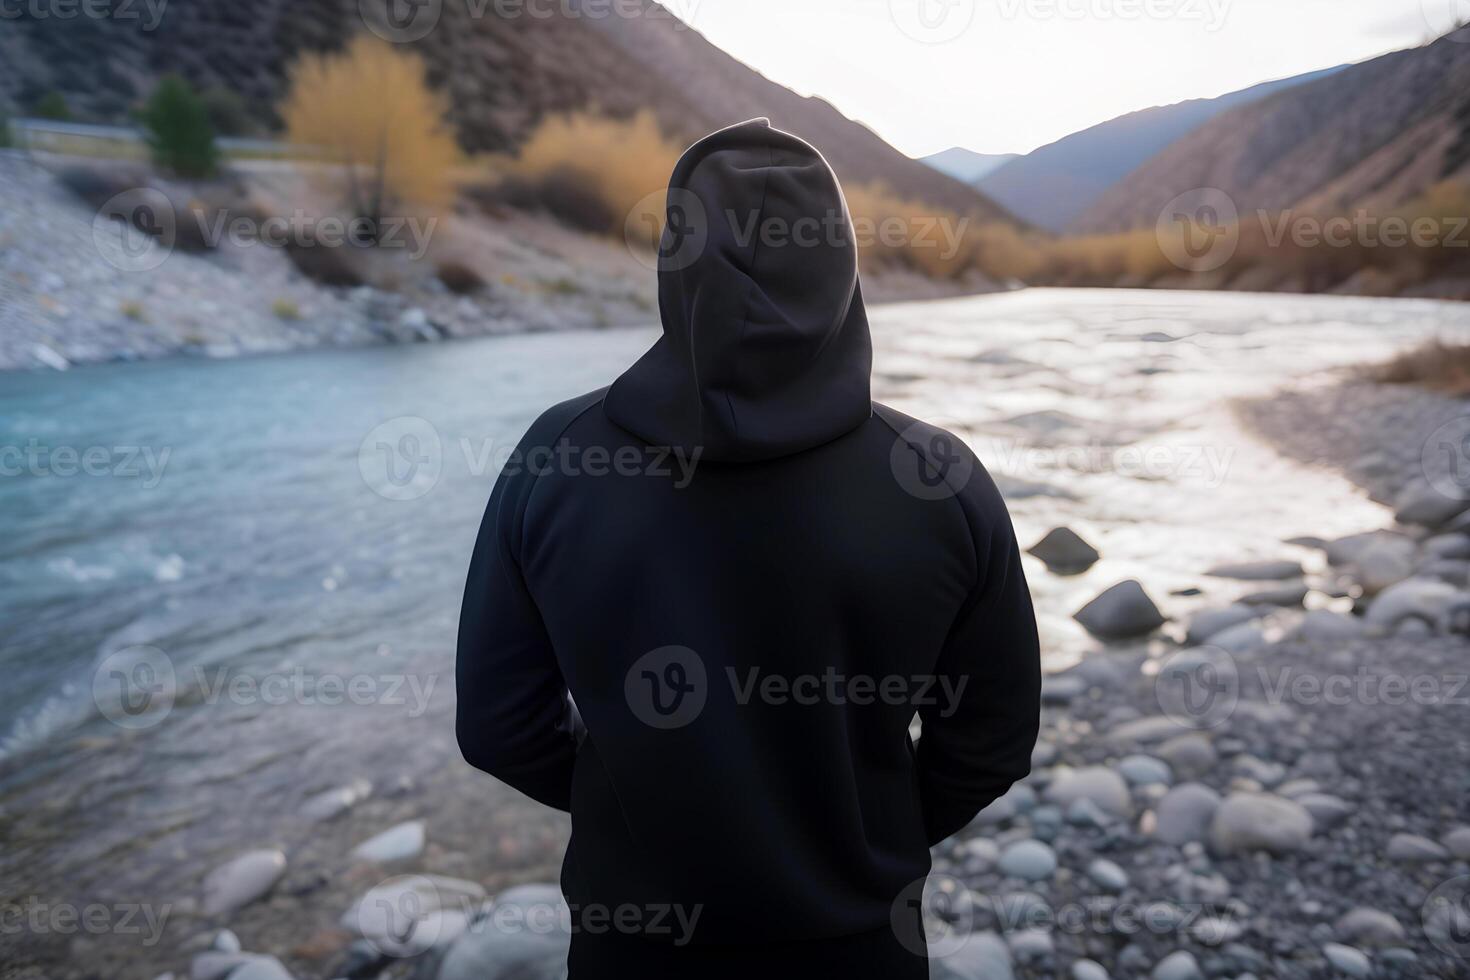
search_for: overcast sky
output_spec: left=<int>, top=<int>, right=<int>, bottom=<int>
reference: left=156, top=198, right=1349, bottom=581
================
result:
left=663, top=0, right=1453, bottom=157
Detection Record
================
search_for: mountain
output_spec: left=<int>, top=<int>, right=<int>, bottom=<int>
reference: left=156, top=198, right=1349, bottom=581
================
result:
left=977, top=67, right=1343, bottom=232
left=1071, top=30, right=1470, bottom=234
left=920, top=148, right=1020, bottom=184
left=0, top=0, right=1012, bottom=222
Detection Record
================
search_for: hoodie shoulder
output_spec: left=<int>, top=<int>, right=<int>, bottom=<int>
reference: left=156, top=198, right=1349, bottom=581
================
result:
left=520, top=387, right=610, bottom=451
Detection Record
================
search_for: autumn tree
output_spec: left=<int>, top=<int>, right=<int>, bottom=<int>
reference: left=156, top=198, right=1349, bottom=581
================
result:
left=280, top=36, right=459, bottom=242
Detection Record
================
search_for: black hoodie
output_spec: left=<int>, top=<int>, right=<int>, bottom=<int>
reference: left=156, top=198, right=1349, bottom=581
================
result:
left=457, top=119, right=1040, bottom=955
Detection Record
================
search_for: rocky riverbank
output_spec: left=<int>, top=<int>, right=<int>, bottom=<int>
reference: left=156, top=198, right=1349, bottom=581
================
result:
left=85, top=375, right=1468, bottom=980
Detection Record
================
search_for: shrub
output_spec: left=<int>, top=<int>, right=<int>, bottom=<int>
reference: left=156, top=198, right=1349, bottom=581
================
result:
left=199, top=87, right=254, bottom=137
left=271, top=298, right=301, bottom=320
left=33, top=91, right=71, bottom=121
left=280, top=36, right=460, bottom=239
left=470, top=167, right=615, bottom=234
left=1367, top=341, right=1470, bottom=396
left=139, top=76, right=220, bottom=179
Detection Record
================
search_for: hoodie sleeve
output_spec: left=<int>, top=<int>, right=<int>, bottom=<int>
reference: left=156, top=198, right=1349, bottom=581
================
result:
left=456, top=411, right=583, bottom=812
left=915, top=468, right=1042, bottom=845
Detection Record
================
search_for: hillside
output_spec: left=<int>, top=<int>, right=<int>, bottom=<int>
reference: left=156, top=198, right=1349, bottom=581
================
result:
left=920, top=148, right=1019, bottom=184
left=0, top=0, right=1010, bottom=222
left=978, top=67, right=1342, bottom=232
left=1073, top=30, right=1470, bottom=234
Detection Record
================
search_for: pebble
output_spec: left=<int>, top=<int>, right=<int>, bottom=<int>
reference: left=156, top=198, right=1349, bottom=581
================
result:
left=1117, top=755, right=1172, bottom=786
left=201, top=849, right=287, bottom=918
left=1393, top=480, right=1467, bottom=528
left=300, top=779, right=372, bottom=822
left=1086, top=858, right=1129, bottom=893
left=1295, top=793, right=1353, bottom=830
left=351, top=821, right=426, bottom=863
left=997, top=840, right=1057, bottom=881
left=1154, top=783, right=1222, bottom=845
left=1044, top=766, right=1132, bottom=817
left=931, top=931, right=1014, bottom=980
left=1184, top=605, right=1258, bottom=644
left=1006, top=927, right=1054, bottom=962
left=1150, top=950, right=1203, bottom=980
left=1208, top=793, right=1313, bottom=854
left=1294, top=610, right=1365, bottom=641
left=1027, top=526, right=1100, bottom=574
left=1205, top=560, right=1303, bottom=580
left=1333, top=907, right=1405, bottom=945
left=227, top=959, right=293, bottom=980
left=1321, top=942, right=1371, bottom=978
left=1156, top=734, right=1218, bottom=777
left=1444, top=825, right=1470, bottom=859
left=1385, top=833, right=1448, bottom=862
left=1071, top=960, right=1110, bottom=980
left=1074, top=580, right=1166, bottom=640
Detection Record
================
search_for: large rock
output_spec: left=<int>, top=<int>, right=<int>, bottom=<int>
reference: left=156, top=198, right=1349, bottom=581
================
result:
left=1027, top=526, right=1100, bottom=574
left=1205, top=560, right=1303, bottom=580
left=436, top=884, right=569, bottom=980
left=352, top=821, right=426, bottom=863
left=1393, top=480, right=1468, bottom=528
left=1208, top=793, right=1313, bottom=855
left=1044, top=766, right=1131, bottom=817
left=1074, top=581, right=1165, bottom=640
left=1326, top=530, right=1412, bottom=567
left=1348, top=535, right=1417, bottom=594
left=201, top=850, right=287, bottom=918
left=1153, top=783, right=1221, bottom=845
left=1365, top=579, right=1466, bottom=632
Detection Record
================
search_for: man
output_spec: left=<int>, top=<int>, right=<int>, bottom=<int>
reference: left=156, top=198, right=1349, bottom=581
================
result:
left=457, top=118, right=1040, bottom=978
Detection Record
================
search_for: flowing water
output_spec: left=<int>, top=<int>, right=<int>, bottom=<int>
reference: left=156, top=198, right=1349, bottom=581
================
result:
left=3, top=288, right=1469, bottom=966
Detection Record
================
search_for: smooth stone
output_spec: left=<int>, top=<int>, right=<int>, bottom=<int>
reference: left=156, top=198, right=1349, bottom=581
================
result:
left=1208, top=621, right=1266, bottom=652
left=352, top=820, right=426, bottom=863
left=1028, top=526, right=1100, bottom=574
left=930, top=931, right=1013, bottom=980
left=1209, top=793, right=1313, bottom=855
left=960, top=837, right=1000, bottom=869
left=1334, top=907, right=1405, bottom=946
left=1326, top=530, right=1412, bottom=566
left=1205, top=560, right=1303, bottom=581
left=1154, top=783, right=1222, bottom=845
left=973, top=784, right=1037, bottom=826
left=1044, top=766, right=1132, bottom=817
left=1322, top=943, right=1371, bottom=978
left=1366, top=579, right=1464, bottom=631
left=1295, top=793, right=1353, bottom=830
left=1274, top=778, right=1321, bottom=799
left=1065, top=798, right=1113, bottom=828
left=1151, top=950, right=1203, bottom=980
left=997, top=840, right=1057, bottom=881
left=1074, top=580, right=1166, bottom=640
left=1086, top=858, right=1128, bottom=893
left=1041, top=674, right=1088, bottom=704
left=1157, top=734, right=1218, bottom=777
left=1109, top=716, right=1194, bottom=744
left=1393, top=480, right=1468, bottom=528
left=301, top=779, right=372, bottom=822
left=212, top=930, right=240, bottom=953
left=1424, top=533, right=1470, bottom=559
left=1006, top=927, right=1054, bottom=962
left=1071, top=960, right=1110, bottom=980
left=1444, top=825, right=1470, bottom=859
left=1240, top=581, right=1308, bottom=607
left=1117, top=755, right=1172, bottom=786
left=1031, top=741, right=1058, bottom=768
left=1185, top=605, right=1258, bottom=644
left=1350, top=536, right=1417, bottom=594
left=1189, top=915, right=1243, bottom=945
left=343, top=875, right=487, bottom=956
left=1294, top=610, right=1365, bottom=642
left=1231, top=755, right=1286, bottom=787
left=201, top=849, right=287, bottom=917
left=227, top=959, right=293, bottom=980
left=191, top=953, right=269, bottom=980
left=1385, top=833, right=1448, bottom=862
left=436, top=884, right=569, bottom=980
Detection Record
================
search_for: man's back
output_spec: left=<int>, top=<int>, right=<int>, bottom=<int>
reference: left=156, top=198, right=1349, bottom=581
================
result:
left=456, top=119, right=1040, bottom=975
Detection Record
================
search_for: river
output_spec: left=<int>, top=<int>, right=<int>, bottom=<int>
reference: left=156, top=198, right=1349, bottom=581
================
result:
left=3, top=288, right=1468, bottom=973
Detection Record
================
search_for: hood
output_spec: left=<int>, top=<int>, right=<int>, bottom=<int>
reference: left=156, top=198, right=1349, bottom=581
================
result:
left=604, top=118, right=873, bottom=463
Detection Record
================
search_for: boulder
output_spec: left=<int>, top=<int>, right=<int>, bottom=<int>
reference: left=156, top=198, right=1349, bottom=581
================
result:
left=1074, top=581, right=1165, bottom=640
left=1366, top=579, right=1466, bottom=632
left=1393, top=480, right=1468, bottom=528
left=1027, top=527, right=1100, bottom=574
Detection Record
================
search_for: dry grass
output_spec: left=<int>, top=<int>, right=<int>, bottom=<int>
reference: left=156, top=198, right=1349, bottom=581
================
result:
left=1367, top=340, right=1470, bottom=396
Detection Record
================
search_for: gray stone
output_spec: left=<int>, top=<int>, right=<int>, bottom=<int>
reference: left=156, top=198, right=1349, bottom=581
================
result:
left=352, top=820, right=425, bottom=863
left=1071, top=960, right=1110, bottom=980
left=1150, top=950, right=1203, bottom=980
left=1189, top=915, right=1243, bottom=946
left=1066, top=798, right=1113, bottom=828
left=1240, top=581, right=1309, bottom=607
left=1157, top=734, right=1218, bottom=777
left=1326, top=530, right=1413, bottom=567
left=1393, top=480, right=1468, bottom=528
left=1041, top=674, right=1087, bottom=704
left=1423, top=533, right=1470, bottom=560
left=1209, top=793, right=1313, bottom=855
left=201, top=849, right=287, bottom=918
left=1185, top=605, right=1258, bottom=645
left=1333, top=907, right=1405, bottom=946
left=1385, top=833, right=1448, bottom=862
left=301, top=779, right=372, bottom=822
left=997, top=840, right=1057, bottom=881
left=931, top=931, right=1013, bottom=980
left=1205, top=560, right=1303, bottom=580
left=1153, top=783, right=1222, bottom=845
left=1445, top=825, right=1470, bottom=859
left=1028, top=527, right=1100, bottom=574
left=227, top=959, right=293, bottom=980
left=191, top=953, right=269, bottom=980
left=212, top=931, right=240, bottom=953
left=1006, top=927, right=1054, bottom=962
left=343, top=875, right=486, bottom=957
left=1086, top=858, right=1129, bottom=893
left=1208, top=622, right=1266, bottom=653
left=436, top=884, right=568, bottom=980
left=1295, top=793, right=1353, bottom=830
left=1074, top=581, right=1166, bottom=640
left=1117, top=755, right=1172, bottom=786
left=1294, top=610, right=1365, bottom=642
left=1366, top=578, right=1465, bottom=631
left=1109, top=716, right=1193, bottom=745
left=1321, top=943, right=1371, bottom=978
left=1350, top=536, right=1417, bottom=594
left=1044, top=766, right=1132, bottom=817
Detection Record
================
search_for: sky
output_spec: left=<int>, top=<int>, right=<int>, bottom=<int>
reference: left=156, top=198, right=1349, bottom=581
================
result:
left=660, top=0, right=1454, bottom=157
